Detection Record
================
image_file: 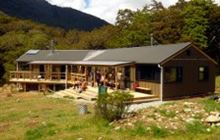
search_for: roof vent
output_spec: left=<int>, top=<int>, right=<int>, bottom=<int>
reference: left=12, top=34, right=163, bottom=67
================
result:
left=150, top=33, right=159, bottom=46
left=49, top=39, right=56, bottom=55
left=26, top=50, right=39, bottom=55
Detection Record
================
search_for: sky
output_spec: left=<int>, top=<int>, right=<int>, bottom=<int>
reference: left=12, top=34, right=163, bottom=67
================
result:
left=46, top=0, right=220, bottom=24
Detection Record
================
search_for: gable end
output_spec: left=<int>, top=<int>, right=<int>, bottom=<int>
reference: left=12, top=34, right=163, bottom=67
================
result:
left=160, top=44, right=218, bottom=66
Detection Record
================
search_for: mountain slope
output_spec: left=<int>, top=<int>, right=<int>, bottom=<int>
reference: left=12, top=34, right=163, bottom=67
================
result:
left=0, top=0, right=109, bottom=31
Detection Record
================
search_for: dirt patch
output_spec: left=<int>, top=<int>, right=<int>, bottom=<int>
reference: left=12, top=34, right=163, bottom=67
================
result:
left=36, top=105, right=54, bottom=111
left=0, top=122, right=10, bottom=133
left=26, top=119, right=39, bottom=128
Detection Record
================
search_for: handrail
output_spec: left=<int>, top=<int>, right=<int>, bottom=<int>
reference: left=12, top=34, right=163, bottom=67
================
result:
left=10, top=71, right=66, bottom=81
left=10, top=71, right=88, bottom=82
left=70, top=72, right=86, bottom=81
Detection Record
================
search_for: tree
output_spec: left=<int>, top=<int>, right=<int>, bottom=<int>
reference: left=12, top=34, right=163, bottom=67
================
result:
left=116, top=9, right=134, bottom=29
left=182, top=0, right=214, bottom=48
left=206, top=5, right=220, bottom=72
left=151, top=7, right=184, bottom=44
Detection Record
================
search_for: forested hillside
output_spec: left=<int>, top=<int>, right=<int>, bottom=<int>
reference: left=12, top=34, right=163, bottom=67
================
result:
left=0, top=0, right=109, bottom=31
left=0, top=0, right=220, bottom=84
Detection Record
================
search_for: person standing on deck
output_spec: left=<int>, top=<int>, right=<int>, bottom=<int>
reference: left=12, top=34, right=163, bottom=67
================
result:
left=95, top=70, right=101, bottom=86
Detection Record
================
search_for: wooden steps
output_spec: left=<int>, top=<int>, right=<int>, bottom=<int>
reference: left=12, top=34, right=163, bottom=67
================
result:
left=52, top=87, right=159, bottom=103
left=80, top=93, right=97, bottom=101
left=84, top=91, right=98, bottom=97
left=135, top=87, right=152, bottom=94
left=62, top=90, right=81, bottom=99
left=54, top=87, right=98, bottom=101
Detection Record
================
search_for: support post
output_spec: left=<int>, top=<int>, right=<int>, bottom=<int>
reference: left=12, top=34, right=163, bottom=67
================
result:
left=53, top=84, right=56, bottom=91
left=23, top=84, right=26, bottom=92
left=16, top=62, right=19, bottom=71
left=115, top=66, right=118, bottom=89
left=158, top=64, right=163, bottom=102
left=65, top=65, right=68, bottom=89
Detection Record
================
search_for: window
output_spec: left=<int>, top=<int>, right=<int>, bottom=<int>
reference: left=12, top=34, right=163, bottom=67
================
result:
left=20, top=63, right=29, bottom=71
left=164, top=67, right=183, bottom=83
left=136, top=65, right=160, bottom=81
left=198, top=66, right=209, bottom=81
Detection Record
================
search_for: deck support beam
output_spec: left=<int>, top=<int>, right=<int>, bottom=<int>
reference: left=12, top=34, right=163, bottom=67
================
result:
left=158, top=64, right=163, bottom=102
left=65, top=65, right=68, bottom=89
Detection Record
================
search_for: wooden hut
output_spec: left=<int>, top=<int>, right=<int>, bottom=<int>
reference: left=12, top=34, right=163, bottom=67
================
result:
left=10, top=42, right=217, bottom=101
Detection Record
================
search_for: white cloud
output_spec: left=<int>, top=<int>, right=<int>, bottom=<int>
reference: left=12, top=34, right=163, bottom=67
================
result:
left=46, top=0, right=220, bottom=24
left=84, top=0, right=148, bottom=23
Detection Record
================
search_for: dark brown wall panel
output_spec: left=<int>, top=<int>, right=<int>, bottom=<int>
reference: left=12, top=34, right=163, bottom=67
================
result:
left=162, top=47, right=216, bottom=99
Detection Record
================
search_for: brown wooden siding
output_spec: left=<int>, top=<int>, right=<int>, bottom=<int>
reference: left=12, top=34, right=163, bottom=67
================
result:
left=162, top=46, right=216, bottom=99
left=138, top=81, right=160, bottom=96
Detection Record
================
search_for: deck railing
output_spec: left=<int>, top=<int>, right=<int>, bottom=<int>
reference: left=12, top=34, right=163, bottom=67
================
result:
left=70, top=73, right=86, bottom=81
left=10, top=71, right=66, bottom=81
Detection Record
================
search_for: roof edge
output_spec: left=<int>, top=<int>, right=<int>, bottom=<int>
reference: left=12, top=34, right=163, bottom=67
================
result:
left=159, top=42, right=218, bottom=66
left=190, top=44, right=218, bottom=65
left=159, top=42, right=192, bottom=65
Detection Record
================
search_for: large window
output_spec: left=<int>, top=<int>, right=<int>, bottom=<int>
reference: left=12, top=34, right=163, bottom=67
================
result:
left=198, top=66, right=209, bottom=81
left=164, top=67, right=183, bottom=83
left=19, top=63, right=29, bottom=71
left=136, top=65, right=160, bottom=81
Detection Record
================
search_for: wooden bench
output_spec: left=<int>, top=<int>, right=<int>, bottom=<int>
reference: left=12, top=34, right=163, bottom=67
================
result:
left=135, top=87, right=151, bottom=94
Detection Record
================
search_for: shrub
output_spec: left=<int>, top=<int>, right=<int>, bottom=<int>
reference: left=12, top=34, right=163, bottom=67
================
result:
left=95, top=91, right=133, bottom=122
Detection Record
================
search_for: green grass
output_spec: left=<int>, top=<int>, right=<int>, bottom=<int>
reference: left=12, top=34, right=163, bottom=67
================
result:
left=185, top=121, right=207, bottom=134
left=128, top=122, right=169, bottom=138
left=158, top=109, right=176, bottom=118
left=25, top=123, right=57, bottom=140
left=0, top=93, right=220, bottom=140
left=130, top=121, right=148, bottom=136
left=201, top=99, right=220, bottom=112
left=150, top=125, right=170, bottom=138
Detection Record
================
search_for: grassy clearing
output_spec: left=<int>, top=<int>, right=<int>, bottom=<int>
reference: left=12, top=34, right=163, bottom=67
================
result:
left=0, top=93, right=141, bottom=140
left=0, top=93, right=220, bottom=140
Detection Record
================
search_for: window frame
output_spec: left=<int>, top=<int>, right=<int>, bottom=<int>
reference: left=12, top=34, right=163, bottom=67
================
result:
left=136, top=65, right=160, bottom=82
left=198, top=66, right=209, bottom=81
left=164, top=66, right=183, bottom=83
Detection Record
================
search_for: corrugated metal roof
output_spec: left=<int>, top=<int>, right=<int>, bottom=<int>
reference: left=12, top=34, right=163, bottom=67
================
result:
left=90, top=42, right=191, bottom=64
left=17, top=42, right=191, bottom=64
left=16, top=50, right=90, bottom=62
left=29, top=61, right=132, bottom=66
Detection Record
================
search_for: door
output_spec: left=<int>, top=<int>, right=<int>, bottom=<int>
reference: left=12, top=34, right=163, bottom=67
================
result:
left=39, top=65, right=45, bottom=78
left=60, top=65, right=66, bottom=79
left=124, top=66, right=131, bottom=88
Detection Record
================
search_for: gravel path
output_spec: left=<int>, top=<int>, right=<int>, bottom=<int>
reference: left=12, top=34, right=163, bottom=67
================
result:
left=127, top=101, right=165, bottom=112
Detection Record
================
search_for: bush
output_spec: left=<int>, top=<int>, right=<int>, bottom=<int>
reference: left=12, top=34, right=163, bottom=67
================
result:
left=95, top=91, right=133, bottom=122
